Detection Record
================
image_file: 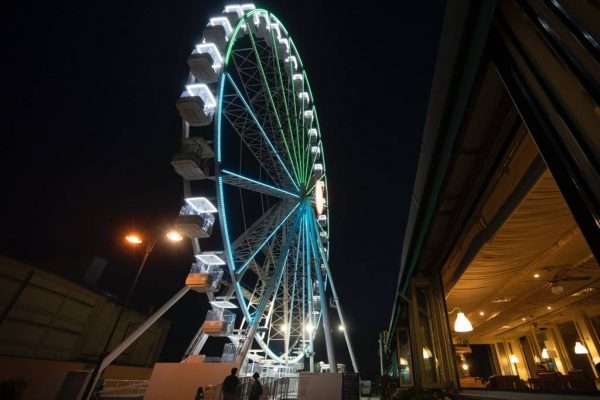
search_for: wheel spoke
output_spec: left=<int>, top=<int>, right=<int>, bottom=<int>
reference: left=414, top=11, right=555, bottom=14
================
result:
left=267, top=22, right=303, bottom=184
left=221, top=169, right=299, bottom=200
left=234, top=201, right=301, bottom=278
left=246, top=16, right=302, bottom=185
left=223, top=73, right=300, bottom=192
left=251, top=208, right=304, bottom=324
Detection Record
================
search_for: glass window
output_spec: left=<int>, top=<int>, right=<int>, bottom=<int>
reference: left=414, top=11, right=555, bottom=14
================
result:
left=397, top=329, right=413, bottom=386
left=415, top=286, right=440, bottom=384
left=558, top=321, right=595, bottom=379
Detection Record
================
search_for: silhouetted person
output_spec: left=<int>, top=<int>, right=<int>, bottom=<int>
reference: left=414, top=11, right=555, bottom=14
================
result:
left=222, top=367, right=239, bottom=400
left=249, top=372, right=262, bottom=400
left=194, top=386, right=204, bottom=400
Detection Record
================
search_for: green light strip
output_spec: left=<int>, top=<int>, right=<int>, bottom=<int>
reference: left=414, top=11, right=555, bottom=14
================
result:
left=288, top=39, right=303, bottom=185
left=245, top=14, right=301, bottom=185
left=268, top=16, right=303, bottom=185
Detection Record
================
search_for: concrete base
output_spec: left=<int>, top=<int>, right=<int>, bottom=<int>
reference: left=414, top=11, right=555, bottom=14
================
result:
left=0, top=356, right=152, bottom=400
left=144, top=360, right=240, bottom=400
left=298, top=373, right=343, bottom=400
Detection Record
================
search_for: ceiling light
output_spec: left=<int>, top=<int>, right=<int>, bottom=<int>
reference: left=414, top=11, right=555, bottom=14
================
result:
left=546, top=306, right=552, bottom=310
left=533, top=273, right=540, bottom=278
left=574, top=340, right=588, bottom=354
left=509, top=354, right=519, bottom=363
left=454, top=312, right=473, bottom=333
left=521, top=317, right=526, bottom=321
left=572, top=288, right=595, bottom=297
left=423, top=348, right=432, bottom=359
left=491, top=296, right=516, bottom=303
left=479, top=311, right=485, bottom=316
left=541, top=348, right=550, bottom=359
left=462, top=363, right=469, bottom=371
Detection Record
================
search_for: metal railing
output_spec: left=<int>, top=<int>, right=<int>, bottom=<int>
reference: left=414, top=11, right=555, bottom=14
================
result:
left=204, top=376, right=299, bottom=400
left=99, top=379, right=148, bottom=397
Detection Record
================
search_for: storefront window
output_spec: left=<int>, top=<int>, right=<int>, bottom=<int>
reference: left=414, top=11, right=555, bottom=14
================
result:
left=558, top=321, right=595, bottom=380
left=415, top=285, right=440, bottom=384
left=397, top=329, right=413, bottom=386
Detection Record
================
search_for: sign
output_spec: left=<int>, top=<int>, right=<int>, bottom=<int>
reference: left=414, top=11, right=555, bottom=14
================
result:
left=342, top=373, right=360, bottom=400
left=297, top=373, right=342, bottom=400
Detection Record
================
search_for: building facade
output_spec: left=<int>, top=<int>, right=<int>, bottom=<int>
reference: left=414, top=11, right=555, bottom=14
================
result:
left=0, top=255, right=170, bottom=398
left=386, top=0, right=599, bottom=395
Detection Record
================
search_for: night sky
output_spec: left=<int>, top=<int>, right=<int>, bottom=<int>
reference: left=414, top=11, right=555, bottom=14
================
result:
left=2, top=1, right=445, bottom=379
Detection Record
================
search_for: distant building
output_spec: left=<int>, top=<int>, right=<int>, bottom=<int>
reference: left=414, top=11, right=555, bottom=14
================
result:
left=385, top=0, right=600, bottom=396
left=0, top=255, right=170, bottom=399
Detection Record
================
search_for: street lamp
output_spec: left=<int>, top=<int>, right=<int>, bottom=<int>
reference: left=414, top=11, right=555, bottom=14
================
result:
left=82, top=228, right=183, bottom=399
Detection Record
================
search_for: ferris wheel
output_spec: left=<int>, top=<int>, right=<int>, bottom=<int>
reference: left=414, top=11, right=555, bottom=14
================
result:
left=171, top=4, right=357, bottom=374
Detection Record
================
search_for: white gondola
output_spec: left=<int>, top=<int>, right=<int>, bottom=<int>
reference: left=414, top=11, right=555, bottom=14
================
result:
left=277, top=37, right=290, bottom=60
left=202, top=25, right=228, bottom=52
left=292, top=73, right=304, bottom=92
left=285, top=56, right=298, bottom=75
left=187, top=43, right=223, bottom=84
left=174, top=197, right=217, bottom=238
left=310, top=145, right=321, bottom=157
left=318, top=214, right=327, bottom=226
left=251, top=12, right=271, bottom=39
left=202, top=308, right=236, bottom=336
left=185, top=262, right=223, bottom=293
left=313, top=163, right=324, bottom=179
left=298, top=92, right=310, bottom=108
left=265, top=22, right=282, bottom=47
left=208, top=17, right=233, bottom=41
left=313, top=295, right=321, bottom=312
left=320, top=231, right=328, bottom=244
left=308, top=128, right=319, bottom=144
left=303, top=109, right=314, bottom=126
left=176, top=84, right=216, bottom=126
left=171, top=137, right=214, bottom=180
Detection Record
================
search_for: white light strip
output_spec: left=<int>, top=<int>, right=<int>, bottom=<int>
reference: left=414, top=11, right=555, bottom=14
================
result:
left=285, top=56, right=298, bottom=71
left=223, top=5, right=244, bottom=17
left=185, top=196, right=218, bottom=213
left=184, top=84, right=217, bottom=113
left=195, top=42, right=223, bottom=71
left=209, top=17, right=233, bottom=39
left=210, top=300, right=238, bottom=309
left=195, top=253, right=226, bottom=265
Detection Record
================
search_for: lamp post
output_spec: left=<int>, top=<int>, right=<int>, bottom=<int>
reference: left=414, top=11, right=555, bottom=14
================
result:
left=81, top=229, right=183, bottom=400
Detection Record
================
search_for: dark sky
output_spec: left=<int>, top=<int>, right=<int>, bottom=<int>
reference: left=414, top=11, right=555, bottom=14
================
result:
left=2, top=0, right=444, bottom=379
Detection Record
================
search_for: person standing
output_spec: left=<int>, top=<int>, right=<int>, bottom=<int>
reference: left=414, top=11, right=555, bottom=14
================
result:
left=222, top=367, right=240, bottom=400
left=249, top=372, right=262, bottom=400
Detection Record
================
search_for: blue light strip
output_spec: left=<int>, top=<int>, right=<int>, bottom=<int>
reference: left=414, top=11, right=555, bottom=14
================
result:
left=235, top=201, right=302, bottom=277
left=218, top=175, right=250, bottom=321
left=307, top=208, right=324, bottom=336
left=225, top=73, right=300, bottom=192
left=221, top=169, right=300, bottom=199
left=249, top=204, right=305, bottom=324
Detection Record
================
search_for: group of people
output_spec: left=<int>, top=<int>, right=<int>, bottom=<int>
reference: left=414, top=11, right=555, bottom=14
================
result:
left=195, top=368, right=262, bottom=400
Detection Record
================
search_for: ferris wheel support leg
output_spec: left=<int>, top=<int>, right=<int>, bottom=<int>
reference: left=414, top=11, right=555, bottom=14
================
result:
left=314, top=223, right=359, bottom=373
left=309, top=215, right=337, bottom=373
left=237, top=321, right=259, bottom=374
left=80, top=287, right=190, bottom=400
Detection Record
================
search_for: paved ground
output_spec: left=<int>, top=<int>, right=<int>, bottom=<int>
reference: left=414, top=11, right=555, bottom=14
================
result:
left=460, top=389, right=600, bottom=400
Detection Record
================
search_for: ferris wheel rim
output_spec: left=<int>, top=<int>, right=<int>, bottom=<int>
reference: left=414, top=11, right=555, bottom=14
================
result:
left=181, top=7, right=331, bottom=366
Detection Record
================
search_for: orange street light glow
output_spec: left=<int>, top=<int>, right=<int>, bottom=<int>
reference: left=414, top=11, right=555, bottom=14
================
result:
left=125, top=234, right=143, bottom=244
left=166, top=231, right=184, bottom=242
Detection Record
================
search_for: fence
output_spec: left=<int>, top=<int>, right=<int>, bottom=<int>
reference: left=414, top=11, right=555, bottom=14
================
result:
left=204, top=376, right=299, bottom=400
left=99, top=379, right=148, bottom=397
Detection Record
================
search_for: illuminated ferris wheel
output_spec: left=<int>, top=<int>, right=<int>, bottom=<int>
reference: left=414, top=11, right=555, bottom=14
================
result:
left=171, top=4, right=357, bottom=374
